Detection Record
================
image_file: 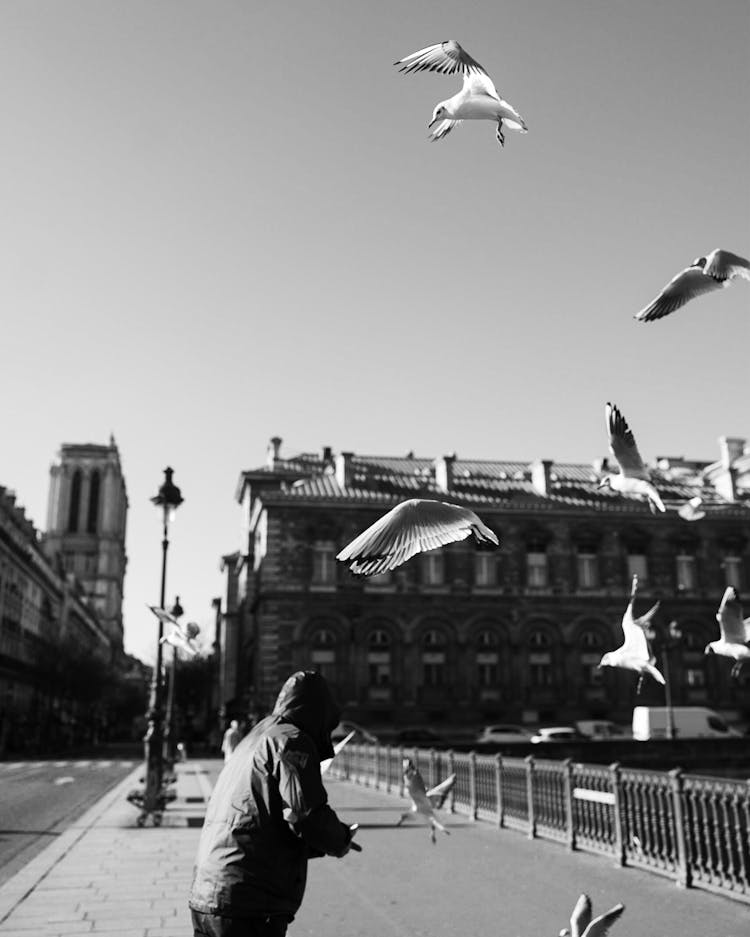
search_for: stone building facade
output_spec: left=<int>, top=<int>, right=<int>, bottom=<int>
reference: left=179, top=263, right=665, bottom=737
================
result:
left=216, top=436, right=750, bottom=729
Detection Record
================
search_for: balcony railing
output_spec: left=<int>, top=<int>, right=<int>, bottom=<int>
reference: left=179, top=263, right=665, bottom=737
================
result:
left=329, top=744, right=750, bottom=905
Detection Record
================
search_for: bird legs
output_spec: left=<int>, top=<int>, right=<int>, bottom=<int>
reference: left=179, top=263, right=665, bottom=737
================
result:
left=429, top=818, right=449, bottom=845
left=495, top=122, right=505, bottom=147
left=636, top=674, right=645, bottom=695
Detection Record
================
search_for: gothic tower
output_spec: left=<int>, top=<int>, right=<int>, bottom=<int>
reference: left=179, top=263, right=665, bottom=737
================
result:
left=43, top=436, right=128, bottom=650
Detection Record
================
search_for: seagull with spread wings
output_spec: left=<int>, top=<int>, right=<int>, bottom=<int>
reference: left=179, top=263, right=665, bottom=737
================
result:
left=705, top=587, right=750, bottom=679
left=598, top=575, right=664, bottom=689
left=597, top=403, right=665, bottom=514
left=336, top=499, right=498, bottom=576
left=559, top=894, right=625, bottom=937
left=634, top=249, right=750, bottom=323
left=160, top=620, right=201, bottom=658
left=396, top=757, right=456, bottom=844
left=394, top=40, right=527, bottom=147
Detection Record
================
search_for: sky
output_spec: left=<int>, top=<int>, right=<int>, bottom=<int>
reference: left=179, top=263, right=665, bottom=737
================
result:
left=1, top=1, right=748, bottom=664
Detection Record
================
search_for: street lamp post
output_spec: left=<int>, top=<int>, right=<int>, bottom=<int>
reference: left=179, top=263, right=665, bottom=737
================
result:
left=163, top=595, right=184, bottom=771
left=141, top=467, right=184, bottom=823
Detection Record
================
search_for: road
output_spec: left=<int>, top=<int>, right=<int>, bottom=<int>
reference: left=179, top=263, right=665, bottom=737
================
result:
left=0, top=757, right=137, bottom=887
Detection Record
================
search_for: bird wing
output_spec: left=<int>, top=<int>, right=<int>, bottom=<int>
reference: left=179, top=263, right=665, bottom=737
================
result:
left=605, top=403, right=649, bottom=480
left=320, top=730, right=356, bottom=774
left=717, top=586, right=746, bottom=644
left=569, top=894, right=592, bottom=937
left=429, top=118, right=463, bottom=142
left=162, top=628, right=199, bottom=657
left=148, top=605, right=180, bottom=626
left=634, top=264, right=722, bottom=322
left=744, top=617, right=750, bottom=643
left=406, top=769, right=432, bottom=810
left=336, top=499, right=498, bottom=576
left=704, top=249, right=750, bottom=282
left=426, top=773, right=456, bottom=808
left=582, top=903, right=625, bottom=937
left=395, top=39, right=490, bottom=82
left=621, top=603, right=651, bottom=659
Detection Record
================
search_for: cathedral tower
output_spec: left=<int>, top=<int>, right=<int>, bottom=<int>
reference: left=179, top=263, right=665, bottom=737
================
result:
left=43, top=436, right=128, bottom=649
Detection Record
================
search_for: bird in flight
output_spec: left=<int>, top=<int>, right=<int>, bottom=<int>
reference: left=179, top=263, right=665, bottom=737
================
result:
left=705, top=587, right=750, bottom=679
left=394, top=40, right=527, bottom=147
left=160, top=619, right=201, bottom=657
left=396, top=758, right=456, bottom=844
left=634, top=249, right=750, bottom=322
left=678, top=495, right=706, bottom=522
left=597, top=403, right=665, bottom=514
left=598, top=575, right=664, bottom=690
left=336, top=499, right=498, bottom=576
left=559, top=893, right=625, bottom=937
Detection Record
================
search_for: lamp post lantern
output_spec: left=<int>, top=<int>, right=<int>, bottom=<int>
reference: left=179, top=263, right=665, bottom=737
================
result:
left=139, top=467, right=183, bottom=824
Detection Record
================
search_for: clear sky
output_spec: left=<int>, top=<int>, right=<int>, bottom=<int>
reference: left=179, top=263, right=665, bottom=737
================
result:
left=2, top=1, right=748, bottom=664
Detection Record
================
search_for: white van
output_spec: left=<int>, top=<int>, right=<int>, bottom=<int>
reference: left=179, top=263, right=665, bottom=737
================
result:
left=632, top=706, right=741, bottom=741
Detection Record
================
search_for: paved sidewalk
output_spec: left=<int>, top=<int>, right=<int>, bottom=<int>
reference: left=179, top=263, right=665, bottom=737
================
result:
left=0, top=759, right=747, bottom=936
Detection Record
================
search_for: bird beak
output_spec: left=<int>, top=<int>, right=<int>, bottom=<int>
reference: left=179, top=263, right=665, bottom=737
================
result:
left=428, top=118, right=438, bottom=128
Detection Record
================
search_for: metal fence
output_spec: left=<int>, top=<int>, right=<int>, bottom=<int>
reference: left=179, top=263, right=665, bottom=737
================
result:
left=329, top=744, right=750, bottom=905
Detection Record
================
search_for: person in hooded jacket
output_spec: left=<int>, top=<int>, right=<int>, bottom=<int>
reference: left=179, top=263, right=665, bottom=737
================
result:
left=189, top=670, right=359, bottom=937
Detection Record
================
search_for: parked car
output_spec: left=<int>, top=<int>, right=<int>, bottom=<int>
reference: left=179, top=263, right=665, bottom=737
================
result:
left=575, top=720, right=631, bottom=740
left=331, top=721, right=379, bottom=745
left=476, top=724, right=532, bottom=744
left=632, top=706, right=742, bottom=741
left=530, top=726, right=584, bottom=744
left=393, top=727, right=443, bottom=745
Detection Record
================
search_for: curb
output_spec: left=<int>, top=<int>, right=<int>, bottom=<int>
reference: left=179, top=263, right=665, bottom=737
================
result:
left=0, top=763, right=143, bottom=924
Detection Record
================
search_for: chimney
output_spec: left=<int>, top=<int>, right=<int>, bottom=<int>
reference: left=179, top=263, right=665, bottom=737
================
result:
left=434, top=453, right=456, bottom=493
left=719, top=436, right=745, bottom=469
left=531, top=459, right=553, bottom=497
left=266, top=436, right=282, bottom=469
left=335, top=451, right=354, bottom=488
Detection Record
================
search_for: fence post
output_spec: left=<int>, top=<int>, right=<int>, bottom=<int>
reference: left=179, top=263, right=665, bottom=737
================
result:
left=429, top=747, right=437, bottom=790
left=373, top=743, right=379, bottom=790
left=563, top=758, right=575, bottom=851
left=525, top=755, right=536, bottom=839
left=447, top=749, right=456, bottom=814
left=398, top=746, right=405, bottom=798
left=469, top=751, right=478, bottom=820
left=669, top=768, right=691, bottom=889
left=495, top=753, right=504, bottom=829
left=609, top=761, right=625, bottom=867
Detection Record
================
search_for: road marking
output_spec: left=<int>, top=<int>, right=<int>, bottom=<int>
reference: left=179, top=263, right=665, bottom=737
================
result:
left=53, top=761, right=68, bottom=768
left=54, top=776, right=75, bottom=785
left=73, top=760, right=91, bottom=767
left=98, top=760, right=113, bottom=767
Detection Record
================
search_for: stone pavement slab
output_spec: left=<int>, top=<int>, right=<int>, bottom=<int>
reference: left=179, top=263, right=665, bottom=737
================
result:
left=0, top=760, right=747, bottom=936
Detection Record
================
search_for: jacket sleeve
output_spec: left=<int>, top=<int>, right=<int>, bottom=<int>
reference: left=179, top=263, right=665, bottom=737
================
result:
left=275, top=735, right=352, bottom=858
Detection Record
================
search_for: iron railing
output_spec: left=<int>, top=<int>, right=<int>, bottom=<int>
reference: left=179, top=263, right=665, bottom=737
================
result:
left=329, top=744, right=750, bottom=905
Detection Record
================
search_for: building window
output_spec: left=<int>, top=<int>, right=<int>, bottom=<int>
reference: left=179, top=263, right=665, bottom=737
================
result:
left=421, top=552, right=444, bottom=585
left=627, top=553, right=648, bottom=583
left=676, top=554, right=697, bottom=591
left=474, top=553, right=496, bottom=587
left=312, top=542, right=336, bottom=585
left=87, top=471, right=100, bottom=534
left=577, top=552, right=599, bottom=589
left=310, top=628, right=337, bottom=682
left=686, top=668, right=705, bottom=688
left=421, top=629, right=446, bottom=686
left=528, top=630, right=552, bottom=687
left=68, top=469, right=82, bottom=533
left=580, top=633, right=603, bottom=686
left=723, top=556, right=743, bottom=589
left=526, top=552, right=548, bottom=588
left=367, top=630, right=391, bottom=686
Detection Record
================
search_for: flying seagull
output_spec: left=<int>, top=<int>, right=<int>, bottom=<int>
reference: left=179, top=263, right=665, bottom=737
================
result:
left=705, top=586, right=750, bottom=679
left=336, top=499, right=498, bottom=576
left=678, top=495, right=706, bottom=522
left=634, top=249, right=750, bottom=323
left=559, top=894, right=625, bottom=937
left=394, top=40, right=527, bottom=147
left=321, top=730, right=356, bottom=774
left=160, top=621, right=200, bottom=658
left=598, top=574, right=665, bottom=690
left=396, top=757, right=456, bottom=844
left=597, top=403, right=665, bottom=514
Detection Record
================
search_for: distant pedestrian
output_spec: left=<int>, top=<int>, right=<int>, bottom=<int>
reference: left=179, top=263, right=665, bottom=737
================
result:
left=221, top=720, right=241, bottom=762
left=189, top=670, right=360, bottom=937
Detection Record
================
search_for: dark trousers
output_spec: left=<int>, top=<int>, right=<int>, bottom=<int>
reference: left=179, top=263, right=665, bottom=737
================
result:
left=191, top=910, right=291, bottom=937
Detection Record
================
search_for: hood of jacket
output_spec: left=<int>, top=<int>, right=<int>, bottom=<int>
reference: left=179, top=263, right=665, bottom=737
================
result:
left=272, top=670, right=340, bottom=760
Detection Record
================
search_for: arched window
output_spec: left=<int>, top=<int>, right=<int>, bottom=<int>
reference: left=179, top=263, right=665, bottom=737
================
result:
left=580, top=630, right=601, bottom=649
left=310, top=628, right=337, bottom=682
left=68, top=470, right=82, bottom=532
left=528, top=630, right=552, bottom=686
left=476, top=629, right=498, bottom=688
left=367, top=629, right=391, bottom=687
left=87, top=471, right=100, bottom=534
left=421, top=629, right=446, bottom=686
